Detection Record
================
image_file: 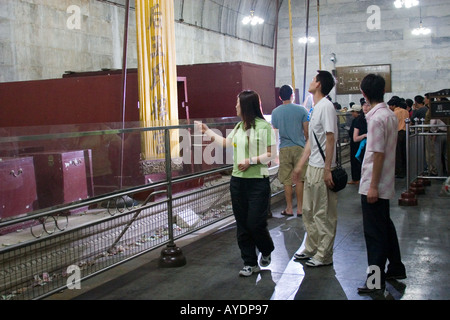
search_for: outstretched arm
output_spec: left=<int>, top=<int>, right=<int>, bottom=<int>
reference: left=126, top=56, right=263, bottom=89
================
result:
left=195, top=121, right=231, bottom=148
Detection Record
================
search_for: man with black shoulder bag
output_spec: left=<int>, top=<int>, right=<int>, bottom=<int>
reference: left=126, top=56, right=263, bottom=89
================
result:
left=313, top=132, right=348, bottom=193
left=292, top=70, right=339, bottom=267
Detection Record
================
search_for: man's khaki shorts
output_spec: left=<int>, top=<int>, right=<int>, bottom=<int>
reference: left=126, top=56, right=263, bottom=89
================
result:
left=278, top=145, right=307, bottom=185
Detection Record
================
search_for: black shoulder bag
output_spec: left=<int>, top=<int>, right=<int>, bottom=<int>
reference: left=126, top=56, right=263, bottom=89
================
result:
left=313, top=132, right=348, bottom=192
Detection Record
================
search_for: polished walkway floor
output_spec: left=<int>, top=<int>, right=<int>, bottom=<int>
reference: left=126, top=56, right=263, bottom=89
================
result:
left=49, top=177, right=450, bottom=300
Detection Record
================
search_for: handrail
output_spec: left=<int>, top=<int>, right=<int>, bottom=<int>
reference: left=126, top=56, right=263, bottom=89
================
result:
left=0, top=121, right=239, bottom=144
left=0, top=119, right=346, bottom=300
left=406, top=120, right=449, bottom=185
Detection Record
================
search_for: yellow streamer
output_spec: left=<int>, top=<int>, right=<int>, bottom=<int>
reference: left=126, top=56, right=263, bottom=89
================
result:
left=135, top=0, right=179, bottom=160
left=288, top=0, right=295, bottom=90
left=317, top=0, right=322, bottom=69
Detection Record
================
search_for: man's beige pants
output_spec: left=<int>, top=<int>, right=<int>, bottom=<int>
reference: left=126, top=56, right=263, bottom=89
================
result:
left=301, top=165, right=338, bottom=264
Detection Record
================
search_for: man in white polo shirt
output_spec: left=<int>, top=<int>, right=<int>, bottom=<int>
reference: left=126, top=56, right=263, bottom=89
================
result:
left=292, top=70, right=338, bottom=267
left=357, top=74, right=407, bottom=294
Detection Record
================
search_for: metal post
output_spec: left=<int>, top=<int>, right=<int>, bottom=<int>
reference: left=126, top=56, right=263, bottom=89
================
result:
left=418, top=118, right=430, bottom=184
left=104, top=0, right=134, bottom=209
left=165, top=128, right=174, bottom=243
left=419, top=118, right=431, bottom=185
left=418, top=118, right=424, bottom=176
left=399, top=118, right=418, bottom=206
left=412, top=118, right=424, bottom=193
left=405, top=118, right=410, bottom=187
left=414, top=118, right=422, bottom=178
left=159, top=128, right=186, bottom=268
left=407, top=118, right=424, bottom=194
left=119, top=0, right=130, bottom=190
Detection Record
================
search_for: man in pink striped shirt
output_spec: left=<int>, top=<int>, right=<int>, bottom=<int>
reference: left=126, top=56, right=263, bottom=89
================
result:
left=357, top=74, right=406, bottom=294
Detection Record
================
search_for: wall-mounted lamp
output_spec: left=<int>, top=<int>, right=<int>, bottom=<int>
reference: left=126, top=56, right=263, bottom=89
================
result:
left=242, top=10, right=264, bottom=25
left=330, top=53, right=337, bottom=64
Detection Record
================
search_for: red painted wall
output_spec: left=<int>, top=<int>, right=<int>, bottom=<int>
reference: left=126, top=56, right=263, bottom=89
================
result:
left=0, top=62, right=275, bottom=127
left=177, top=62, right=276, bottom=119
left=0, top=71, right=139, bottom=128
left=0, top=62, right=276, bottom=198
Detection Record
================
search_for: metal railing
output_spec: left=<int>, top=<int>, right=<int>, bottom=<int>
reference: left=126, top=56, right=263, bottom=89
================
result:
left=0, top=119, right=351, bottom=300
left=337, top=113, right=352, bottom=165
left=0, top=122, right=232, bottom=299
left=405, top=119, right=449, bottom=188
left=0, top=168, right=237, bottom=300
left=0, top=120, right=289, bottom=300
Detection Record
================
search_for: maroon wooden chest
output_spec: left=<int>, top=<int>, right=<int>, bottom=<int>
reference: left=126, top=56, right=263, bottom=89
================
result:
left=0, top=157, right=38, bottom=220
left=27, top=151, right=89, bottom=210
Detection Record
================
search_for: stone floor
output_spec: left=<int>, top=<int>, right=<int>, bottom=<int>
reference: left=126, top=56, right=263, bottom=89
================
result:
left=47, top=177, right=450, bottom=301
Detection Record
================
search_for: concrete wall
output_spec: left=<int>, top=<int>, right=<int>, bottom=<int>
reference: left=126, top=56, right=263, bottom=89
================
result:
left=1, top=0, right=449, bottom=108
left=0, top=0, right=138, bottom=82
left=174, top=22, right=274, bottom=67
left=276, top=0, right=450, bottom=106
left=0, top=0, right=274, bottom=83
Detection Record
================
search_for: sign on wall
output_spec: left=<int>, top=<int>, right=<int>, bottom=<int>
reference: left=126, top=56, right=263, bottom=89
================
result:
left=429, top=89, right=450, bottom=119
left=336, top=64, right=392, bottom=95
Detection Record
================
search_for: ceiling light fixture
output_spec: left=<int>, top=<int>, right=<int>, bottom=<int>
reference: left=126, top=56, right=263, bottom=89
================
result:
left=299, top=36, right=316, bottom=44
left=412, top=23, right=431, bottom=36
left=394, top=0, right=419, bottom=9
left=242, top=10, right=264, bottom=25
left=412, top=4, right=431, bottom=36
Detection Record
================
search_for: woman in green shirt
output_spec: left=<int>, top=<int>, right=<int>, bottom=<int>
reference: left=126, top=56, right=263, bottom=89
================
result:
left=196, top=90, right=276, bottom=277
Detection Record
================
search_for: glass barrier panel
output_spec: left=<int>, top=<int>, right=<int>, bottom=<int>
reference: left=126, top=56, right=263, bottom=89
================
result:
left=0, top=119, right=239, bottom=224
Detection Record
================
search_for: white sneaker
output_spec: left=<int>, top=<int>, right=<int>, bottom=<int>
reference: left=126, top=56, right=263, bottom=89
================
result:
left=294, top=252, right=311, bottom=260
left=259, top=254, right=271, bottom=267
left=305, top=258, right=332, bottom=267
left=239, top=265, right=261, bottom=277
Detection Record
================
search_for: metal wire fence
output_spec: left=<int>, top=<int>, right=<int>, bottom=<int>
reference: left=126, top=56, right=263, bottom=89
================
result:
left=0, top=169, right=237, bottom=300
left=0, top=120, right=279, bottom=300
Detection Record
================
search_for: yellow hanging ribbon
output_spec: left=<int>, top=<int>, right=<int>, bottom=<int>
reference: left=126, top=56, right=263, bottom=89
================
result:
left=135, top=0, right=179, bottom=160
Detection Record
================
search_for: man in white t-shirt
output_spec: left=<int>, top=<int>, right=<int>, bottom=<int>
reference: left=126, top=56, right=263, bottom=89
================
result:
left=357, top=74, right=406, bottom=294
left=292, top=70, right=338, bottom=267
